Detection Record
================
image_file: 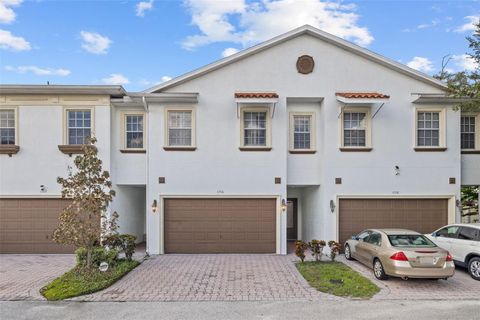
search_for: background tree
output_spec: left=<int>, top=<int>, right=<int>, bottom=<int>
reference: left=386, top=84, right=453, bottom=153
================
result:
left=435, top=22, right=479, bottom=112
left=53, top=137, right=116, bottom=269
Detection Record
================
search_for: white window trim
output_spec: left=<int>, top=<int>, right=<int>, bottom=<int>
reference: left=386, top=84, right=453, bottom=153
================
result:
left=240, top=106, right=272, bottom=149
left=461, top=113, right=480, bottom=151
left=414, top=107, right=446, bottom=150
left=0, top=106, right=19, bottom=145
left=63, top=107, right=95, bottom=145
left=164, top=107, right=196, bottom=149
left=339, top=107, right=372, bottom=149
left=121, top=111, right=146, bottom=151
left=289, top=112, right=316, bottom=152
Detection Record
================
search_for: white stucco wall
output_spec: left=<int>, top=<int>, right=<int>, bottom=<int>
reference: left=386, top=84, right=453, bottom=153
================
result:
left=110, top=185, right=146, bottom=243
left=145, top=33, right=462, bottom=252
left=0, top=103, right=111, bottom=196
left=462, top=155, right=480, bottom=186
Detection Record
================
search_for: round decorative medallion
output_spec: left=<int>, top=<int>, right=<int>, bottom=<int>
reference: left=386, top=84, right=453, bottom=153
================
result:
left=296, top=55, right=314, bottom=74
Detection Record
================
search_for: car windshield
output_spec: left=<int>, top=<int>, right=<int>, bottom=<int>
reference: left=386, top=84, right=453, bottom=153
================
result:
left=387, top=235, right=436, bottom=247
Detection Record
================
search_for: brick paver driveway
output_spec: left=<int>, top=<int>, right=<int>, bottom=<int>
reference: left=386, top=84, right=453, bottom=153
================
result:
left=74, top=254, right=331, bottom=302
left=340, top=256, right=480, bottom=300
left=0, top=255, right=75, bottom=300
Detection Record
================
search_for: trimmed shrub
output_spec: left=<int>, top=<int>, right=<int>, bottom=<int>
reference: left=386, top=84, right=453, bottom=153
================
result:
left=308, top=240, right=326, bottom=261
left=104, top=234, right=137, bottom=261
left=295, top=240, right=309, bottom=263
left=328, top=240, right=342, bottom=261
left=75, top=246, right=118, bottom=267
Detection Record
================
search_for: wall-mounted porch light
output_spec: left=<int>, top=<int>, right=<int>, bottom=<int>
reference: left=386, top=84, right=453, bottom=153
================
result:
left=151, top=199, right=158, bottom=213
left=281, top=199, right=287, bottom=212
left=330, top=200, right=336, bottom=213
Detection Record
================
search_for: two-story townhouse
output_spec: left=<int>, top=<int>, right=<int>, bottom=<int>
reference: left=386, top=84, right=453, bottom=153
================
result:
left=1, top=25, right=479, bottom=254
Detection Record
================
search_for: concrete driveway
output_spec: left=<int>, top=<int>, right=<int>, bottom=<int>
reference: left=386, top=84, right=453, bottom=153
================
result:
left=340, top=256, right=480, bottom=300
left=0, top=254, right=75, bottom=301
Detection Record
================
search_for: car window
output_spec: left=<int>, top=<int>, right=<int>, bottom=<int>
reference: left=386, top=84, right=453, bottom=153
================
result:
left=388, top=234, right=436, bottom=247
left=458, top=227, right=480, bottom=241
left=365, top=233, right=382, bottom=246
left=357, top=231, right=371, bottom=241
left=436, top=226, right=459, bottom=238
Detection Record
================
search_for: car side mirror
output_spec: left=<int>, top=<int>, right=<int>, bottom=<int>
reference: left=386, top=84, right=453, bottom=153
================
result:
left=431, top=232, right=437, bottom=237
left=352, top=236, right=359, bottom=241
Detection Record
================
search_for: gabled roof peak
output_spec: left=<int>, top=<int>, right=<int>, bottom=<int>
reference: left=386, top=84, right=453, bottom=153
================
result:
left=146, top=25, right=447, bottom=93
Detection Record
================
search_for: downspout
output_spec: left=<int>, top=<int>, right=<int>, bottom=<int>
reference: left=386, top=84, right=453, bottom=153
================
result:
left=142, top=95, right=150, bottom=256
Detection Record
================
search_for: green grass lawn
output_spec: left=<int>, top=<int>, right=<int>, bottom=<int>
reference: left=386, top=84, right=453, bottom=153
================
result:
left=40, top=259, right=140, bottom=301
left=296, top=261, right=380, bottom=299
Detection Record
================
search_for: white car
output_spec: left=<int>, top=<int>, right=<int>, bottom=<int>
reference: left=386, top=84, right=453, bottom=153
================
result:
left=426, top=223, right=480, bottom=280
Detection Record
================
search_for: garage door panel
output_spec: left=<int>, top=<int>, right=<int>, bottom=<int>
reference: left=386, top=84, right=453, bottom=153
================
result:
left=0, top=198, right=78, bottom=254
left=164, top=198, right=276, bottom=253
left=339, top=199, right=448, bottom=246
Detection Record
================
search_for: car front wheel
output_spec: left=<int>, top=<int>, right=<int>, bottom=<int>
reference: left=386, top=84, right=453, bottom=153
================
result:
left=468, top=257, right=480, bottom=281
left=345, top=244, right=353, bottom=260
left=373, top=259, right=388, bottom=280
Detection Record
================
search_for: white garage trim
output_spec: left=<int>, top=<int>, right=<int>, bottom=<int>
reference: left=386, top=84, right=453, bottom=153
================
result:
left=158, top=194, right=282, bottom=254
left=334, top=194, right=457, bottom=242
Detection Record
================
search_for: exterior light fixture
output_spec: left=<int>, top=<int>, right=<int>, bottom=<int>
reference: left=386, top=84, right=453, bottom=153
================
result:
left=151, top=199, right=158, bottom=213
left=330, top=200, right=336, bottom=213
left=281, top=199, right=287, bottom=212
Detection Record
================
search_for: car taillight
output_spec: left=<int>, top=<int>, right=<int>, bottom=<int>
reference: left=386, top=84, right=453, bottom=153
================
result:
left=390, top=252, right=409, bottom=261
left=446, top=252, right=453, bottom=262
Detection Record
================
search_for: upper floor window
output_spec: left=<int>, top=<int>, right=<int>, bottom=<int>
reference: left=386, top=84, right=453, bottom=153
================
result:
left=0, top=109, right=16, bottom=145
left=67, top=110, right=91, bottom=145
left=240, top=107, right=271, bottom=150
left=165, top=108, right=196, bottom=150
left=461, top=115, right=478, bottom=151
left=340, top=108, right=371, bottom=150
left=415, top=109, right=446, bottom=150
left=289, top=112, right=315, bottom=153
left=125, top=114, right=144, bottom=149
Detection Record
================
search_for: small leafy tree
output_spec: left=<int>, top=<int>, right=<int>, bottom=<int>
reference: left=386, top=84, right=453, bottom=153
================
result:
left=461, top=185, right=479, bottom=223
left=53, top=137, right=116, bottom=269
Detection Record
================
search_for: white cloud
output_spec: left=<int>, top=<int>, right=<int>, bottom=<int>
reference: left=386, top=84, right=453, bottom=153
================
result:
left=407, top=56, right=434, bottom=73
left=0, top=29, right=30, bottom=51
left=222, top=47, right=239, bottom=57
left=102, top=73, right=129, bottom=85
left=80, top=31, right=111, bottom=54
left=454, top=15, right=479, bottom=33
left=0, top=0, right=22, bottom=24
left=4, top=65, right=71, bottom=76
left=161, top=75, right=172, bottom=82
left=451, top=54, right=479, bottom=72
left=182, top=0, right=373, bottom=50
left=136, top=0, right=154, bottom=17
left=402, top=19, right=440, bottom=32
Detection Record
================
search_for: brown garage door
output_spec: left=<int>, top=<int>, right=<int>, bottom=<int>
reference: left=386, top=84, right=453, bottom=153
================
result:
left=164, top=198, right=276, bottom=253
left=0, top=198, right=75, bottom=254
left=338, top=198, right=448, bottom=245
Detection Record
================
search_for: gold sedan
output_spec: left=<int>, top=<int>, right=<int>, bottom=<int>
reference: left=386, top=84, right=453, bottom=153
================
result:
left=344, top=229, right=455, bottom=280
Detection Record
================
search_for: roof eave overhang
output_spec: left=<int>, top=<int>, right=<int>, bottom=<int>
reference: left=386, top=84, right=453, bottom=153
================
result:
left=111, top=92, right=199, bottom=107
left=411, top=94, right=470, bottom=104
left=234, top=98, right=278, bottom=104
left=0, top=85, right=127, bottom=97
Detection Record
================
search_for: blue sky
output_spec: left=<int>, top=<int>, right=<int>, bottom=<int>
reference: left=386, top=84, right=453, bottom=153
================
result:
left=0, top=0, right=478, bottom=91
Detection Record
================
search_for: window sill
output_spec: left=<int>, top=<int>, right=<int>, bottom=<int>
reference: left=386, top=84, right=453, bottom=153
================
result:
left=58, top=144, right=96, bottom=156
left=163, top=146, right=196, bottom=151
left=239, top=147, right=272, bottom=152
left=120, top=149, right=146, bottom=154
left=0, top=145, right=20, bottom=157
left=414, top=147, right=447, bottom=152
left=289, top=150, right=316, bottom=154
left=461, top=150, right=480, bottom=154
left=339, top=147, right=372, bottom=152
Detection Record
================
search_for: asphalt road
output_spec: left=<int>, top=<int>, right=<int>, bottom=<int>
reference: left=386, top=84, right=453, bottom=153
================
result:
left=1, top=300, right=479, bottom=320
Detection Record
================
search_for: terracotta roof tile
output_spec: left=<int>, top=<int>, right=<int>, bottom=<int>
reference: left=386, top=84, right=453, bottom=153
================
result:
left=336, top=92, right=390, bottom=99
left=235, top=92, right=279, bottom=99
